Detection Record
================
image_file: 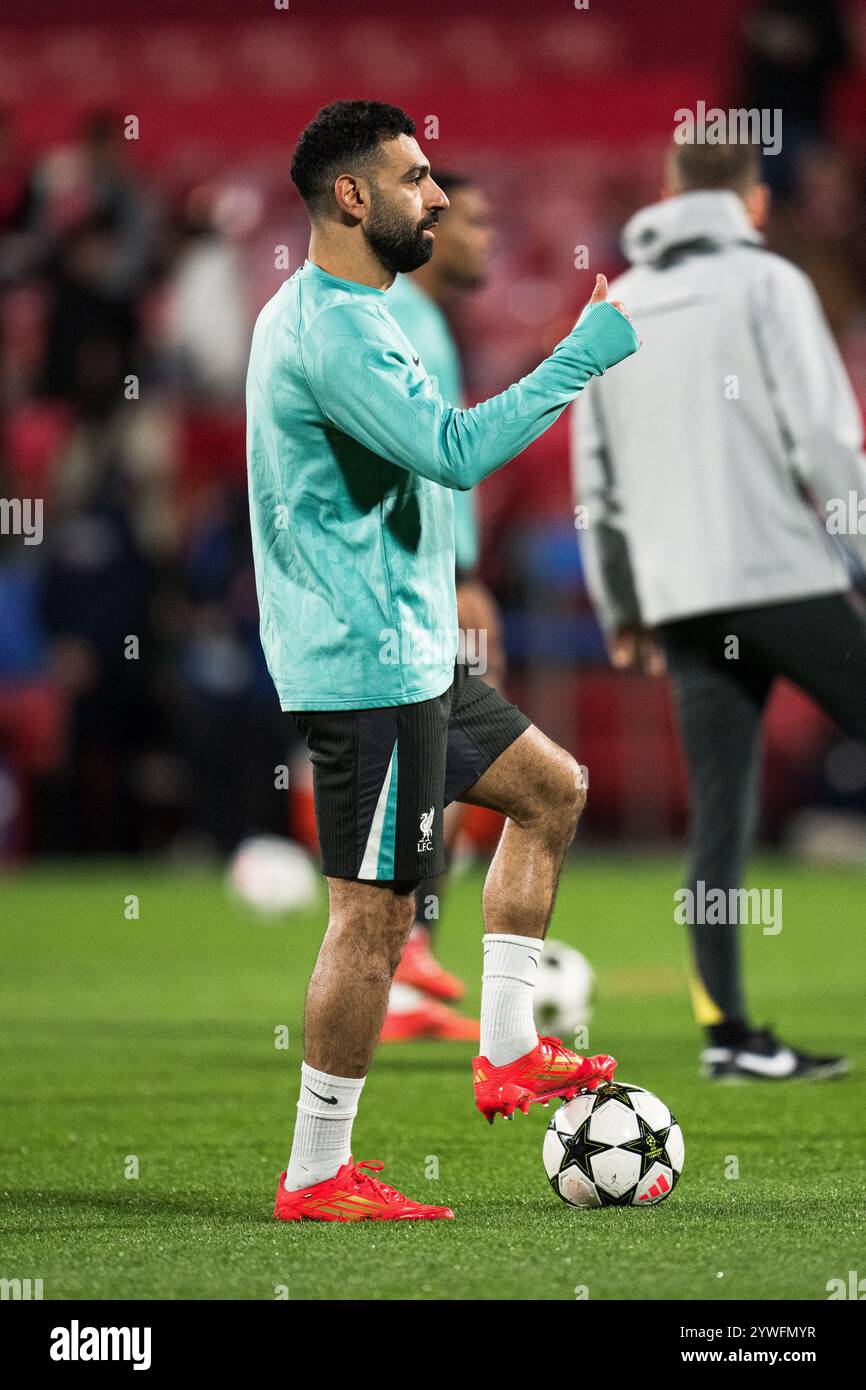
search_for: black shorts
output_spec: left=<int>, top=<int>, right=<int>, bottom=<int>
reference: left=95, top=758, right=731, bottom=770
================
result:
left=290, top=664, right=530, bottom=883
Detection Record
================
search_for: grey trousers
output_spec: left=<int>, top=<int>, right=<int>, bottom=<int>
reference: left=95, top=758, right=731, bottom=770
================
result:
left=658, top=590, right=866, bottom=1026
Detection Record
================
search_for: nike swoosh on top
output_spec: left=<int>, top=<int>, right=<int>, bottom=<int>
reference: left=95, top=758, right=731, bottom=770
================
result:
left=306, top=1088, right=338, bottom=1104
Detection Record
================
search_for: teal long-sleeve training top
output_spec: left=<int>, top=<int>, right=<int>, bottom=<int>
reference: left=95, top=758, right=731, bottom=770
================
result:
left=246, top=259, right=638, bottom=711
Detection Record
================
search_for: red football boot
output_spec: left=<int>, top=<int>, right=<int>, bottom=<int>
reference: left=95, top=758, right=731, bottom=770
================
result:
left=394, top=931, right=464, bottom=1002
left=274, top=1158, right=454, bottom=1222
left=380, top=999, right=480, bottom=1043
left=472, top=1035, right=617, bottom=1123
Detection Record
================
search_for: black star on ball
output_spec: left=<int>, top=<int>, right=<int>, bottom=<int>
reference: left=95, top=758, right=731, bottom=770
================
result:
left=619, top=1116, right=674, bottom=1179
left=590, top=1083, right=644, bottom=1111
left=557, top=1118, right=609, bottom=1182
left=597, top=1186, right=637, bottom=1208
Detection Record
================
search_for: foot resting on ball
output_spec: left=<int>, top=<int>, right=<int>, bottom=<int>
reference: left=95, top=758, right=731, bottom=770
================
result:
left=472, top=1035, right=617, bottom=1123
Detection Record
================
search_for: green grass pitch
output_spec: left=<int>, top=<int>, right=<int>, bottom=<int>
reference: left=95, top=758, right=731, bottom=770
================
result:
left=2, top=855, right=864, bottom=1301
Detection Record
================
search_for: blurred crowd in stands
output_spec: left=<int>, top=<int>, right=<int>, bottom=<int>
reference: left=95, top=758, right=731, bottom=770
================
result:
left=1, top=0, right=865, bottom=859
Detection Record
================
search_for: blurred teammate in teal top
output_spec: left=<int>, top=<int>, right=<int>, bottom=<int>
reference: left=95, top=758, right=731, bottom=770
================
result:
left=384, top=174, right=503, bottom=1040
left=387, top=173, right=488, bottom=578
left=249, top=100, right=639, bottom=1222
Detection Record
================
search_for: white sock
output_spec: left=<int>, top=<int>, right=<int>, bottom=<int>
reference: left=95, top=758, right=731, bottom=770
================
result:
left=284, top=1063, right=365, bottom=1191
left=480, top=932, right=542, bottom=1066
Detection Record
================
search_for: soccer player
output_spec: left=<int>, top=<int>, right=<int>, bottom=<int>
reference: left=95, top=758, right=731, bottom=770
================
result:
left=573, top=135, right=864, bottom=1082
left=382, top=171, right=499, bottom=1042
left=246, top=101, right=639, bottom=1223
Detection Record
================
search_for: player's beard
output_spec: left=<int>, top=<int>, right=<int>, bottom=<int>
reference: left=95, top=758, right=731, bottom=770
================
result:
left=363, top=197, right=436, bottom=275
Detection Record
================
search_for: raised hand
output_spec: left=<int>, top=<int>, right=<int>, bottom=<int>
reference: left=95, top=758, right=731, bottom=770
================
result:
left=589, top=273, right=636, bottom=329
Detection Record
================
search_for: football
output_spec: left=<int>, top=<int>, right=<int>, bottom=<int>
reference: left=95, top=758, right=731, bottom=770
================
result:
left=543, top=1082, right=684, bottom=1208
left=227, top=835, right=319, bottom=916
left=533, top=939, right=595, bottom=1034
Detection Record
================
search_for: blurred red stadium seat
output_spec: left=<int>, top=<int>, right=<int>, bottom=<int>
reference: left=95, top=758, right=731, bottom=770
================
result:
left=5, top=403, right=75, bottom=496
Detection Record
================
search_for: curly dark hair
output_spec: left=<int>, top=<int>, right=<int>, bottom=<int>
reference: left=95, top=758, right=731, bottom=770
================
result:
left=290, top=100, right=416, bottom=214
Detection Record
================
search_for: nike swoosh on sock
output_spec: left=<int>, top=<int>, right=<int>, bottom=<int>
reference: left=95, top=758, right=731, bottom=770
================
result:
left=306, top=1088, right=338, bottom=1104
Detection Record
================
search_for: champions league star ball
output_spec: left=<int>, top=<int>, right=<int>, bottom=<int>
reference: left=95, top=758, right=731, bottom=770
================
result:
left=543, top=1082, right=684, bottom=1208
left=227, top=836, right=319, bottom=916
left=533, top=940, right=595, bottom=1034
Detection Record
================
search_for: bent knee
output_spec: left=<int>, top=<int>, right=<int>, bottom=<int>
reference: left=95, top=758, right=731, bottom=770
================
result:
left=556, top=754, right=587, bottom=827
left=529, top=748, right=586, bottom=835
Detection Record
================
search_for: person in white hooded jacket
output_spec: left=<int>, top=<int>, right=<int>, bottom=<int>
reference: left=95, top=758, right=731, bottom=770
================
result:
left=573, top=136, right=866, bottom=1082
